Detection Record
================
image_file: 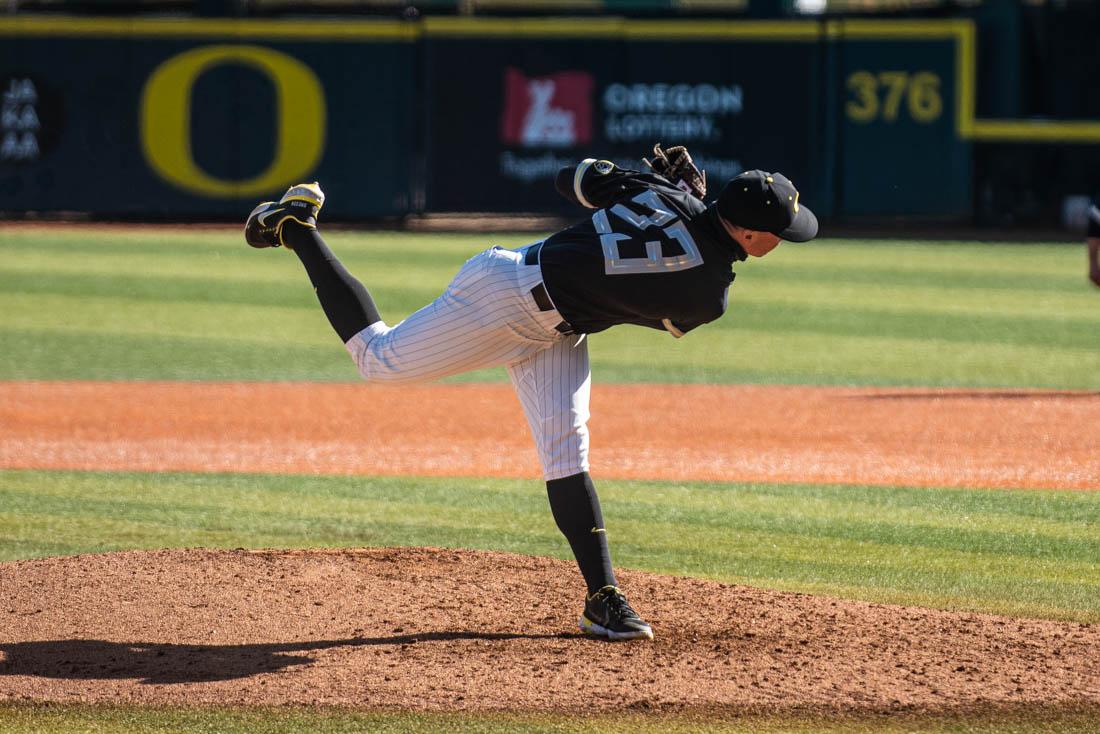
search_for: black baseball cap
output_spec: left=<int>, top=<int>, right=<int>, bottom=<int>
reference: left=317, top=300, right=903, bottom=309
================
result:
left=715, top=170, right=818, bottom=242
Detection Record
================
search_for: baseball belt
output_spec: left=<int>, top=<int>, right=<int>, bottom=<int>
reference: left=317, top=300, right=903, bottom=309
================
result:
left=522, top=242, right=575, bottom=336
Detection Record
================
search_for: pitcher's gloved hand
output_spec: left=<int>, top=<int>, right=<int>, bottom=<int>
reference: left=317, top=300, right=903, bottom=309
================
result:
left=643, top=143, right=706, bottom=200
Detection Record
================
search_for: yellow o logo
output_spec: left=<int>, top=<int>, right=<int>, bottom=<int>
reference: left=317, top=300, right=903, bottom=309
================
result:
left=140, top=45, right=325, bottom=198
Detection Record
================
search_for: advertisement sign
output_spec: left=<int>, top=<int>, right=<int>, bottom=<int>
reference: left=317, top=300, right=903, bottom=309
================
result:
left=1, top=18, right=975, bottom=220
left=0, top=20, right=416, bottom=217
left=424, top=36, right=821, bottom=213
left=837, top=34, right=970, bottom=217
left=501, top=68, right=594, bottom=148
left=1, top=77, right=47, bottom=164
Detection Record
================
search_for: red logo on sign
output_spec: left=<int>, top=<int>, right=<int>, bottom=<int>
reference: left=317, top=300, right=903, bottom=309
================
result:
left=500, top=68, right=593, bottom=148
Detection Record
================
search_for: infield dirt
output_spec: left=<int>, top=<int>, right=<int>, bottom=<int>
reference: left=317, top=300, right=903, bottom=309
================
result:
left=2, top=381, right=1098, bottom=489
left=2, top=381, right=1098, bottom=715
left=2, top=547, right=1098, bottom=713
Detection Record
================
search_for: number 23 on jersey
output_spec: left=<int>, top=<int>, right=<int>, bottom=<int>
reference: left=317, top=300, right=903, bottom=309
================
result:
left=593, top=190, right=704, bottom=276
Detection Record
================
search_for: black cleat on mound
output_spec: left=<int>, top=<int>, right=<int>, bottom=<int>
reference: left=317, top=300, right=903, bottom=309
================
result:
left=244, top=182, right=325, bottom=249
left=579, top=585, right=653, bottom=641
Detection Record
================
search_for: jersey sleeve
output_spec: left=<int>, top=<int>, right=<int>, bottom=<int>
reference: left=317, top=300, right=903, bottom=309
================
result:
left=1089, top=203, right=1100, bottom=238
left=555, top=159, right=655, bottom=210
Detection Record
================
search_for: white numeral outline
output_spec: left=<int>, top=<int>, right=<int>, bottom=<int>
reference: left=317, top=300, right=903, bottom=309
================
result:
left=594, top=190, right=703, bottom=275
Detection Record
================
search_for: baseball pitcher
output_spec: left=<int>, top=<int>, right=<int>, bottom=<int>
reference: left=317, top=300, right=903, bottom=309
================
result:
left=244, top=144, right=818, bottom=641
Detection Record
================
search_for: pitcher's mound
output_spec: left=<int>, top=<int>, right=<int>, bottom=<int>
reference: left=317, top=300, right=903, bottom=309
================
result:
left=1, top=548, right=1096, bottom=713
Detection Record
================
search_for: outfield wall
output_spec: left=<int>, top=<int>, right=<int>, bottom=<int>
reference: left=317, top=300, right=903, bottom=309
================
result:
left=0, top=19, right=418, bottom=219
left=1, top=16, right=1092, bottom=220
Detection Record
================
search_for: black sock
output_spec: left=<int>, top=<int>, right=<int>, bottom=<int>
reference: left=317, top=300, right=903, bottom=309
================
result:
left=283, top=221, right=381, bottom=343
left=546, top=471, right=617, bottom=594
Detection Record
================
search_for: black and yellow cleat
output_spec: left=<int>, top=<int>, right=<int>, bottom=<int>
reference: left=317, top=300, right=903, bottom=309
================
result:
left=244, top=182, right=326, bottom=249
left=579, top=585, right=653, bottom=641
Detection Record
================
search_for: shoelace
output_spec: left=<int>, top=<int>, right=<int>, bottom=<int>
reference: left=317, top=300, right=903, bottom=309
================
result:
left=598, top=589, right=638, bottom=623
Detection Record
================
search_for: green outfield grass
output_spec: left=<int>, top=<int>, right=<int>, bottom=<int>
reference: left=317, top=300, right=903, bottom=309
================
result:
left=3, top=227, right=1098, bottom=733
left=3, top=702, right=1099, bottom=734
left=1, top=228, right=1098, bottom=386
left=3, top=469, right=1096, bottom=623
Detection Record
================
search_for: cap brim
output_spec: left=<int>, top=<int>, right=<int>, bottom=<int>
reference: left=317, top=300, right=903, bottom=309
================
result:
left=778, top=205, right=818, bottom=242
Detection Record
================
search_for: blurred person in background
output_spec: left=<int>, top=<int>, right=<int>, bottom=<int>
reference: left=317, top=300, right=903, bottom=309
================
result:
left=1089, top=201, right=1100, bottom=287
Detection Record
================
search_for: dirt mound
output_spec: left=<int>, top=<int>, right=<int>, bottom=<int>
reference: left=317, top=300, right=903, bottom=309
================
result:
left=1, top=548, right=1097, bottom=713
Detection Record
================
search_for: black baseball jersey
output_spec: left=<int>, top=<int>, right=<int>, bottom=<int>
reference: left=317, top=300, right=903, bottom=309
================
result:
left=538, top=158, right=747, bottom=337
left=1089, top=201, right=1100, bottom=238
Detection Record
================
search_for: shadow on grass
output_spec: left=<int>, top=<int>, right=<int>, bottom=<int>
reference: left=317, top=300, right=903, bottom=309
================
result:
left=0, top=631, right=583, bottom=684
left=850, top=391, right=1099, bottom=400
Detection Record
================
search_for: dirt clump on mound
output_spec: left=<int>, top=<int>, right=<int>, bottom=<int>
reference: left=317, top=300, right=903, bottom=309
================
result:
left=1, top=547, right=1097, bottom=714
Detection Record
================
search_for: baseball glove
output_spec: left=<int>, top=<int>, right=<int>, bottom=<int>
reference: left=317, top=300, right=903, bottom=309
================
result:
left=643, top=143, right=706, bottom=200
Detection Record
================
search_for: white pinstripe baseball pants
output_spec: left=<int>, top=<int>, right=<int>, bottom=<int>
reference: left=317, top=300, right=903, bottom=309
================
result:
left=344, top=245, right=590, bottom=481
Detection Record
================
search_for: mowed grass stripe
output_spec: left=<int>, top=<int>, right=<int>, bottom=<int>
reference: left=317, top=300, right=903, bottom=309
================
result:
left=2, top=323, right=1093, bottom=385
left=5, top=270, right=1099, bottom=351
left=588, top=326, right=1100, bottom=386
left=736, top=278, right=1098, bottom=321
left=0, top=293, right=337, bottom=345
left=6, top=244, right=1083, bottom=298
left=0, top=328, right=509, bottom=382
left=0, top=247, right=463, bottom=296
left=4, top=286, right=1095, bottom=350
left=9, top=472, right=1096, bottom=555
left=1, top=228, right=1070, bottom=275
left=0, top=328, right=358, bottom=381
left=2, top=702, right=1100, bottom=734
left=3, top=229, right=1098, bottom=386
left=6, top=236, right=1094, bottom=313
left=1, top=470, right=1096, bottom=622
